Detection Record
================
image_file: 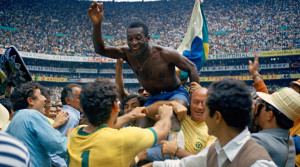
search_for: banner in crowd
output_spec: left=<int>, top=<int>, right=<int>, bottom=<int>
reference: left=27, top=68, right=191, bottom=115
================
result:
left=1, top=49, right=299, bottom=63
left=260, top=49, right=300, bottom=57
left=32, top=76, right=68, bottom=82
left=201, top=63, right=289, bottom=71
left=177, top=0, right=209, bottom=80
left=200, top=75, right=282, bottom=82
left=99, top=69, right=133, bottom=74
left=16, top=51, right=116, bottom=63
left=207, top=53, right=251, bottom=60
left=75, top=68, right=97, bottom=73
left=27, top=66, right=70, bottom=72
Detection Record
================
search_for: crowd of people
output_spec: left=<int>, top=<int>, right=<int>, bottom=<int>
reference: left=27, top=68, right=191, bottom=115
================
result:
left=1, top=0, right=299, bottom=56
left=0, top=0, right=299, bottom=166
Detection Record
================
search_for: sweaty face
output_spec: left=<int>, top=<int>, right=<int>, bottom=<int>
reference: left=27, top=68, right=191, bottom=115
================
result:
left=124, top=98, right=140, bottom=114
left=32, top=89, right=47, bottom=115
left=127, top=27, right=148, bottom=56
left=190, top=90, right=206, bottom=122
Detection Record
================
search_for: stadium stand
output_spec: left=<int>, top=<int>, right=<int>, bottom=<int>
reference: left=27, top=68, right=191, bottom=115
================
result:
left=0, top=0, right=299, bottom=96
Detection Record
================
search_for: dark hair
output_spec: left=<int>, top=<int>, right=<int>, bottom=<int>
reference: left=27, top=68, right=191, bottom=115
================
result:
left=120, top=94, right=146, bottom=110
left=80, top=77, right=118, bottom=126
left=10, top=81, right=43, bottom=111
left=61, top=83, right=81, bottom=105
left=258, top=100, right=293, bottom=129
left=0, top=97, right=12, bottom=114
left=206, top=78, right=252, bottom=130
left=128, top=22, right=149, bottom=37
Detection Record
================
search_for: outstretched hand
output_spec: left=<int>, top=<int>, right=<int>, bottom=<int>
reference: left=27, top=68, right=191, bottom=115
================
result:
left=88, top=2, right=104, bottom=26
left=248, top=51, right=259, bottom=76
left=129, top=107, right=148, bottom=121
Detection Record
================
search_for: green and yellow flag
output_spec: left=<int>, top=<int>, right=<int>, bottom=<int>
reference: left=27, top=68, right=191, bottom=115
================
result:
left=177, top=0, right=209, bottom=80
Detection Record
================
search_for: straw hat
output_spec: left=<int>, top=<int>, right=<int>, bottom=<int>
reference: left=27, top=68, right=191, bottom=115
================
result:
left=0, top=104, right=9, bottom=131
left=290, top=79, right=300, bottom=87
left=256, top=87, right=300, bottom=121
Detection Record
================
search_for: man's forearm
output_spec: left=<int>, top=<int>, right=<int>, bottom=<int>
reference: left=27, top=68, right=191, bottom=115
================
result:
left=93, top=23, right=105, bottom=55
left=189, top=66, right=200, bottom=84
left=114, top=114, right=134, bottom=129
left=152, top=115, right=172, bottom=142
left=146, top=101, right=176, bottom=120
left=175, top=147, right=196, bottom=158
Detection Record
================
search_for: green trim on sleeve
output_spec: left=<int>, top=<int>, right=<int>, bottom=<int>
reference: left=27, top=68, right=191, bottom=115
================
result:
left=78, top=126, right=108, bottom=136
left=147, top=128, right=158, bottom=147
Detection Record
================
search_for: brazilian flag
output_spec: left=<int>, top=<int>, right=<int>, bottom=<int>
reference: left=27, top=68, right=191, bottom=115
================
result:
left=177, top=0, right=209, bottom=80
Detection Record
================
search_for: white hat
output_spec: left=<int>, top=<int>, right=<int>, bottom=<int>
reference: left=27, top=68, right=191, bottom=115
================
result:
left=0, top=104, right=9, bottom=131
left=256, top=87, right=300, bottom=121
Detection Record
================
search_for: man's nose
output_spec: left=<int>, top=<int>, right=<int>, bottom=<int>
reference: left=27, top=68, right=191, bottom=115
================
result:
left=197, top=102, right=204, bottom=108
left=132, top=39, right=138, bottom=45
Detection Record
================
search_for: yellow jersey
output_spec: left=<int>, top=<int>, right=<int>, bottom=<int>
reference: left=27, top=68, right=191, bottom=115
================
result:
left=67, top=125, right=157, bottom=167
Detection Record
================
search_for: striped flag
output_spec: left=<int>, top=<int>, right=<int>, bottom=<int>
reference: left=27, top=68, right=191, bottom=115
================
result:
left=177, top=0, right=209, bottom=80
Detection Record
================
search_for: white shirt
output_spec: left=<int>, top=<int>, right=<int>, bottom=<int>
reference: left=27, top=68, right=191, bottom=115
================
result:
left=153, top=128, right=277, bottom=167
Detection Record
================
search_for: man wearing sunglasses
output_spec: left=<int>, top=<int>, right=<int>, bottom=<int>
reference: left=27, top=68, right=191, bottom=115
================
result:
left=252, top=87, right=300, bottom=167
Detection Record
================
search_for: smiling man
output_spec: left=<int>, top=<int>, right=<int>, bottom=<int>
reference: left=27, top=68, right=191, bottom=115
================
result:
left=88, top=2, right=199, bottom=130
left=5, top=81, right=68, bottom=167
left=154, top=87, right=216, bottom=165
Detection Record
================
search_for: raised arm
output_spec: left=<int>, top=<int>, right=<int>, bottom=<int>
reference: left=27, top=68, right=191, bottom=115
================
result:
left=115, top=58, right=129, bottom=100
left=88, top=2, right=126, bottom=59
left=164, top=48, right=199, bottom=84
left=248, top=52, right=268, bottom=94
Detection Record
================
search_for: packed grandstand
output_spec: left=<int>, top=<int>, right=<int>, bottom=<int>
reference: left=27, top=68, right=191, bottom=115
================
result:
left=0, top=0, right=299, bottom=100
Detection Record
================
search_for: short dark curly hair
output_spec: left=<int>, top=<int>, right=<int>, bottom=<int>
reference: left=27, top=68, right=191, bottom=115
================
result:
left=80, top=77, right=118, bottom=126
left=10, top=81, right=43, bottom=111
left=206, top=78, right=252, bottom=131
left=127, top=22, right=149, bottom=37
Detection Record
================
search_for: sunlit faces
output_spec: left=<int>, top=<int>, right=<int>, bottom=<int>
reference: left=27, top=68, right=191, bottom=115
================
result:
left=31, top=89, right=47, bottom=115
left=124, top=98, right=140, bottom=114
left=127, top=27, right=149, bottom=56
left=190, top=89, right=207, bottom=122
left=49, top=106, right=58, bottom=120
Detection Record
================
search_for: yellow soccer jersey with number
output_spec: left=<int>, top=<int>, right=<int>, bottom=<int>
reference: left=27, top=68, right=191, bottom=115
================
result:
left=181, top=116, right=216, bottom=153
left=67, top=125, right=157, bottom=167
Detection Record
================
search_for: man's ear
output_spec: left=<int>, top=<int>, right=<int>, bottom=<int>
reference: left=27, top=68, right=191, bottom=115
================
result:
left=215, top=111, right=222, bottom=124
left=65, top=97, right=71, bottom=105
left=112, top=102, right=120, bottom=113
left=27, top=97, right=34, bottom=106
left=267, top=110, right=274, bottom=121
